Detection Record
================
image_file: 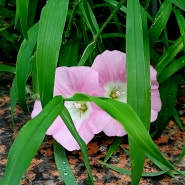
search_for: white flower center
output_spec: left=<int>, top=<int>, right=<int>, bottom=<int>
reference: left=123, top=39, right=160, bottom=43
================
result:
left=105, top=81, right=127, bottom=103
left=65, top=101, right=92, bottom=122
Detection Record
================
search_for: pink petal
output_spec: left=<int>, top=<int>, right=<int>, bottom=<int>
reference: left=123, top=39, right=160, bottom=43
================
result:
left=150, top=65, right=160, bottom=89
left=31, top=100, right=42, bottom=118
left=54, top=66, right=104, bottom=97
left=151, top=89, right=162, bottom=113
left=150, top=109, right=159, bottom=122
left=81, top=103, right=111, bottom=134
left=102, top=118, right=126, bottom=136
left=92, top=50, right=127, bottom=85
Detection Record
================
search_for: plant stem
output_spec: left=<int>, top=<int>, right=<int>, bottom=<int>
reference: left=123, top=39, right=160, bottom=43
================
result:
left=93, top=0, right=126, bottom=41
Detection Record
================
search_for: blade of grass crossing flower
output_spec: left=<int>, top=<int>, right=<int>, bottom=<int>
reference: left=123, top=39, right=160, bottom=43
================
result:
left=16, top=23, right=38, bottom=111
left=170, top=0, right=185, bottom=11
left=54, top=141, right=78, bottom=185
left=36, top=0, right=69, bottom=107
left=126, top=0, right=150, bottom=184
left=60, top=106, right=94, bottom=185
left=149, top=0, right=172, bottom=48
left=67, top=94, right=179, bottom=173
left=0, top=64, right=16, bottom=74
left=15, top=0, right=29, bottom=39
left=0, top=96, right=64, bottom=185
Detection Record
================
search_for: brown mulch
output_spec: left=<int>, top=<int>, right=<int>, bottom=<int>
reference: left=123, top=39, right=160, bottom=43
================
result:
left=0, top=74, right=185, bottom=185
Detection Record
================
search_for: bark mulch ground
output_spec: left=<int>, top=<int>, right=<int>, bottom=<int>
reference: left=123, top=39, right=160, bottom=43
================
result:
left=0, top=74, right=185, bottom=185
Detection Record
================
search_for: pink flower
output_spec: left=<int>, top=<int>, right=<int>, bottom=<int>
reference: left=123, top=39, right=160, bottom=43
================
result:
left=92, top=50, right=161, bottom=136
left=31, top=66, right=107, bottom=151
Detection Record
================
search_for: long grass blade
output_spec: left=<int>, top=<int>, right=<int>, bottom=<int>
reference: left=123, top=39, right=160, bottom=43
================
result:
left=54, top=141, right=77, bottom=185
left=36, top=0, right=69, bottom=107
left=0, top=64, right=16, bottom=74
left=16, top=23, right=38, bottom=111
left=60, top=106, right=94, bottom=185
left=0, top=96, right=64, bottom=185
left=170, top=0, right=185, bottom=11
left=157, top=55, right=185, bottom=83
left=149, top=0, right=172, bottom=48
left=126, top=0, right=150, bottom=184
left=156, top=36, right=184, bottom=74
left=66, top=93, right=179, bottom=173
left=15, top=0, right=29, bottom=39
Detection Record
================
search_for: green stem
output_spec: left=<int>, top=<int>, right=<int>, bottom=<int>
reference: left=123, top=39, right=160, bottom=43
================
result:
left=64, top=0, right=80, bottom=39
left=93, top=0, right=126, bottom=41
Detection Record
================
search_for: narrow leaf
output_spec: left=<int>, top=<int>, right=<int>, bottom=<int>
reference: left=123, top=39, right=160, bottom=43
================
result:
left=15, top=0, right=29, bottom=39
left=103, top=137, right=124, bottom=163
left=36, top=0, right=69, bottom=107
left=54, top=141, right=77, bottom=185
left=149, top=0, right=172, bottom=48
left=156, top=36, right=184, bottom=74
left=10, top=77, right=18, bottom=126
left=16, top=23, right=38, bottom=111
left=0, top=64, right=16, bottom=74
left=170, top=0, right=185, bottom=11
left=78, top=41, right=95, bottom=66
left=60, top=106, right=94, bottom=185
left=0, top=96, right=64, bottom=185
left=66, top=94, right=179, bottom=173
left=126, top=0, right=150, bottom=184
left=157, top=55, right=185, bottom=83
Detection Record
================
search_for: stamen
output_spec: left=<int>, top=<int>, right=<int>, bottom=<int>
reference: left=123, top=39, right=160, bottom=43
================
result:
left=110, top=90, right=121, bottom=99
left=74, top=102, right=82, bottom=109
left=74, top=102, right=87, bottom=112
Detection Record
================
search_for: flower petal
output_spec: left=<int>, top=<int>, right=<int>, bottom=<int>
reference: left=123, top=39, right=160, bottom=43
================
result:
left=102, top=118, right=126, bottom=136
left=54, top=66, right=104, bottom=97
left=92, top=50, right=127, bottom=85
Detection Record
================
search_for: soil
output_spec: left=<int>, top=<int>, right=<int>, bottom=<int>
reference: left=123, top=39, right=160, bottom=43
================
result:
left=0, top=73, right=185, bottom=185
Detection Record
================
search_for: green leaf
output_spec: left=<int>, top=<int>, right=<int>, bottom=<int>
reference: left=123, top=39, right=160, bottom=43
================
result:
left=54, top=141, right=77, bottom=185
left=103, top=137, right=124, bottom=164
left=78, top=41, right=95, bottom=66
left=156, top=36, right=184, bottom=74
left=59, top=39, right=80, bottom=67
left=175, top=145, right=185, bottom=164
left=157, top=55, right=185, bottom=83
left=66, top=94, right=179, bottom=174
left=101, top=162, right=170, bottom=177
left=149, top=0, right=172, bottom=48
left=79, top=0, right=99, bottom=36
left=36, top=0, right=69, bottom=107
left=0, top=96, right=64, bottom=185
left=150, top=78, right=178, bottom=137
left=15, top=0, right=29, bottom=39
left=170, top=0, right=185, bottom=11
left=126, top=0, right=150, bottom=184
left=10, top=77, right=18, bottom=126
left=0, top=64, right=16, bottom=74
left=60, top=106, right=94, bottom=185
left=16, top=23, right=38, bottom=111
left=173, top=8, right=185, bottom=51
